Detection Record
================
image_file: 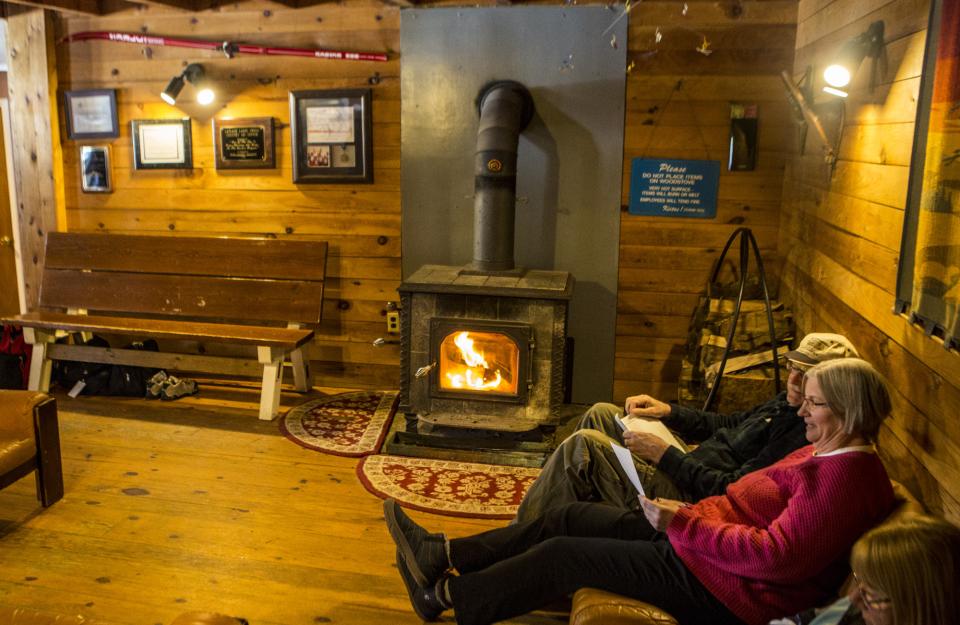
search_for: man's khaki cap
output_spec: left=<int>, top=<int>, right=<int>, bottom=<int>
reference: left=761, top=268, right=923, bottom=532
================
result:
left=785, top=333, right=859, bottom=365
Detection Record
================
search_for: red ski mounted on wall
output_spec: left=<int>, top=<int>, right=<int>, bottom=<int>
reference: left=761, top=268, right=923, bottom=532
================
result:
left=61, top=31, right=389, bottom=62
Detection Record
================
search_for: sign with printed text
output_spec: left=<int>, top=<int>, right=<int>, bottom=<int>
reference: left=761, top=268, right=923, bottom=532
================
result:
left=628, top=158, right=720, bottom=218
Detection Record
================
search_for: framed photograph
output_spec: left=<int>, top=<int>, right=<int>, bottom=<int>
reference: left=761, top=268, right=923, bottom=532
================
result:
left=289, top=88, right=373, bottom=184
left=213, top=117, right=276, bottom=170
left=80, top=146, right=111, bottom=193
left=131, top=119, right=193, bottom=170
left=64, top=89, right=119, bottom=140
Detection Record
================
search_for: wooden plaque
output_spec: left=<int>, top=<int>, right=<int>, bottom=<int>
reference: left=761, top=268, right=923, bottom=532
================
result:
left=213, top=117, right=276, bottom=170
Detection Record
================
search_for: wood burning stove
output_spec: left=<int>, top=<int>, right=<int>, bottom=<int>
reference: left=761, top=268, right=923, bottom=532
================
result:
left=383, top=81, right=574, bottom=465
left=385, top=265, right=572, bottom=465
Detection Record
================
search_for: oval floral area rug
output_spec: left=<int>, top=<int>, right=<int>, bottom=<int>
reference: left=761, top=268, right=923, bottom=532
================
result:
left=357, top=455, right=541, bottom=519
left=280, top=390, right=398, bottom=457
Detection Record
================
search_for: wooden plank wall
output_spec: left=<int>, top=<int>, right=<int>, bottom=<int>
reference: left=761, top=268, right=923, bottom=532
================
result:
left=614, top=1, right=798, bottom=402
left=51, top=0, right=797, bottom=396
left=782, top=0, right=960, bottom=523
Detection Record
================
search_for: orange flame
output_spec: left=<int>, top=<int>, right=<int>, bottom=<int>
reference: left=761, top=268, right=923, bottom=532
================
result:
left=444, top=331, right=508, bottom=391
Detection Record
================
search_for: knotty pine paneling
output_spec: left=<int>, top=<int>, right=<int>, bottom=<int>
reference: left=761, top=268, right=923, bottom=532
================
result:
left=782, top=0, right=960, bottom=522
left=614, top=2, right=798, bottom=403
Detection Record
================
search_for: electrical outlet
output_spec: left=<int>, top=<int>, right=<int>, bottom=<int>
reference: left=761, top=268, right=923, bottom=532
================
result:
left=386, top=311, right=400, bottom=334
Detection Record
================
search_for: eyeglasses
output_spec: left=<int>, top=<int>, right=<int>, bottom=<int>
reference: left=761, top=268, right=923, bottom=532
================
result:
left=854, top=573, right=892, bottom=611
left=801, top=396, right=830, bottom=409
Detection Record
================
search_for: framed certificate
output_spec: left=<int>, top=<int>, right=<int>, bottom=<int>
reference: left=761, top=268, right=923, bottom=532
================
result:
left=131, top=119, right=193, bottom=170
left=213, top=117, right=276, bottom=170
left=289, top=89, right=373, bottom=184
left=64, top=89, right=119, bottom=140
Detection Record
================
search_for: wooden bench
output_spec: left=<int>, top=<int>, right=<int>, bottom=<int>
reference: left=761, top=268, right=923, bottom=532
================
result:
left=1, top=232, right=327, bottom=420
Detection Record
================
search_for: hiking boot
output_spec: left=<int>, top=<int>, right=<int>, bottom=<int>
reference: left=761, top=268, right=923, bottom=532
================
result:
left=396, top=548, right=447, bottom=622
left=384, top=499, right=449, bottom=587
left=145, top=371, right=169, bottom=400
left=161, top=376, right=199, bottom=401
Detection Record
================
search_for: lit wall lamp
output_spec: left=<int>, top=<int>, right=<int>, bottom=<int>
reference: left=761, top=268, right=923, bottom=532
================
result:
left=160, top=63, right=215, bottom=106
left=822, top=20, right=885, bottom=98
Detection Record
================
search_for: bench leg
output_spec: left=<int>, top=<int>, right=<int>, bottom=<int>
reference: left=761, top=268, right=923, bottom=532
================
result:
left=24, top=329, right=55, bottom=392
left=258, top=346, right=284, bottom=421
left=290, top=347, right=312, bottom=392
left=287, top=323, right=313, bottom=393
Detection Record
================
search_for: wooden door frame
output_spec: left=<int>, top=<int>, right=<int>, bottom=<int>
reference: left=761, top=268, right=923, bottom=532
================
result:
left=0, top=98, right=25, bottom=314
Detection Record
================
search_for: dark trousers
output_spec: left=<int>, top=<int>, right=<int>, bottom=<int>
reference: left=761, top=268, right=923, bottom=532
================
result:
left=447, top=502, right=744, bottom=625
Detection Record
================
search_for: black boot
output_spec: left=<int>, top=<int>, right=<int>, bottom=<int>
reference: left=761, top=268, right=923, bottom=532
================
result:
left=396, top=548, right=448, bottom=621
left=384, top=499, right=450, bottom=587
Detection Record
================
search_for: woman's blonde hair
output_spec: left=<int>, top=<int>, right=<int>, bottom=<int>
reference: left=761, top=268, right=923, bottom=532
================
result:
left=802, top=358, right=891, bottom=441
left=851, top=515, right=960, bottom=625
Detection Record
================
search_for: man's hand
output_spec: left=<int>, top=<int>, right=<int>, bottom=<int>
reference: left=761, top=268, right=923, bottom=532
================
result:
left=624, top=394, right=671, bottom=418
left=623, top=431, right=670, bottom=463
left=639, top=496, right=685, bottom=531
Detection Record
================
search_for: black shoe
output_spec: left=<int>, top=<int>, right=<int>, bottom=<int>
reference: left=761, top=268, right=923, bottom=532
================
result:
left=384, top=499, right=449, bottom=587
left=396, top=548, right=446, bottom=621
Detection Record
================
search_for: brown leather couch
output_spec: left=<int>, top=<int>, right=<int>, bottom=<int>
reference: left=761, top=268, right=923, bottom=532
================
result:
left=0, top=608, right=246, bottom=625
left=0, top=390, right=63, bottom=507
left=569, top=482, right=924, bottom=625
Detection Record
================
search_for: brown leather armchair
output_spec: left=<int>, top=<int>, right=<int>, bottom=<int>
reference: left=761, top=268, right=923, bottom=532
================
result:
left=0, top=390, right=63, bottom=507
left=569, top=481, right=924, bottom=625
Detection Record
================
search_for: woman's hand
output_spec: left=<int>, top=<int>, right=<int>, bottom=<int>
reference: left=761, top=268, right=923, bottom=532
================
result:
left=623, top=431, right=670, bottom=463
left=624, top=394, right=671, bottom=418
left=640, top=496, right=685, bottom=531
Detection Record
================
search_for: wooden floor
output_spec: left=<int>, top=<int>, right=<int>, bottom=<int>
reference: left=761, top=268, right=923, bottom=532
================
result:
left=0, top=381, right=566, bottom=625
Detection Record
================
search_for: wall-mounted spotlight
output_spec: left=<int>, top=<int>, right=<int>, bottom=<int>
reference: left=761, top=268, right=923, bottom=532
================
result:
left=822, top=20, right=885, bottom=98
left=161, top=63, right=215, bottom=106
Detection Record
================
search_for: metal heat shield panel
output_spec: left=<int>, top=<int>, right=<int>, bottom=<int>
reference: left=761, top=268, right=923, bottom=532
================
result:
left=400, top=5, right=627, bottom=403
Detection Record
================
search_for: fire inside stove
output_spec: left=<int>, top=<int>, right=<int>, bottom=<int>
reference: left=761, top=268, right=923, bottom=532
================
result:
left=438, top=330, right=520, bottom=395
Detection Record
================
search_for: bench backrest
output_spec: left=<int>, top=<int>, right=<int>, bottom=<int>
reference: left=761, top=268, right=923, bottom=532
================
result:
left=39, top=233, right=327, bottom=324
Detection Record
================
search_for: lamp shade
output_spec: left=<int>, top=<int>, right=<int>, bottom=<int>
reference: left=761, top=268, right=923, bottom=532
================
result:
left=821, top=21, right=885, bottom=93
left=161, top=74, right=185, bottom=105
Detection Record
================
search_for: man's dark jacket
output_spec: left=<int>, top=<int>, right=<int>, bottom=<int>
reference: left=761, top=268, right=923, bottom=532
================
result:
left=656, top=392, right=808, bottom=501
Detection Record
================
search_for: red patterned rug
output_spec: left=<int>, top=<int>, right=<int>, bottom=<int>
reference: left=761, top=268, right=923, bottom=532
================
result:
left=357, top=455, right=541, bottom=519
left=280, top=391, right=398, bottom=457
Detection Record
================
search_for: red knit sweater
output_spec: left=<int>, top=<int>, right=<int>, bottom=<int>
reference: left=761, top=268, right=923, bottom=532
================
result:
left=666, top=445, right=894, bottom=625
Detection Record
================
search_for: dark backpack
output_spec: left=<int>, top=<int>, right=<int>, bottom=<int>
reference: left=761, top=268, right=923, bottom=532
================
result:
left=54, top=336, right=160, bottom=396
left=0, top=325, right=32, bottom=389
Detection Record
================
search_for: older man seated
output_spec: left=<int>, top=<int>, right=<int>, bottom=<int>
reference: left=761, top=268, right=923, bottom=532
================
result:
left=515, top=332, right=859, bottom=522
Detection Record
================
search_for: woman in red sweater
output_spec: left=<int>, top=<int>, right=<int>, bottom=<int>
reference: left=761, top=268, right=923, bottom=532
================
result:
left=384, top=358, right=896, bottom=625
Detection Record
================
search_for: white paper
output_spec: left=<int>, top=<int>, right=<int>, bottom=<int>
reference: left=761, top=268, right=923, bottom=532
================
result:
left=139, top=124, right=185, bottom=163
left=71, top=94, right=113, bottom=134
left=67, top=380, right=86, bottom=398
left=611, top=442, right=646, bottom=498
left=621, top=415, right=686, bottom=452
left=306, top=105, right=355, bottom=143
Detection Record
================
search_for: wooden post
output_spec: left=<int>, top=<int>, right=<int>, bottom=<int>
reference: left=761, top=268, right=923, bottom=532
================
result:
left=288, top=322, right=313, bottom=392
left=257, top=345, right=284, bottom=421
left=4, top=6, right=63, bottom=310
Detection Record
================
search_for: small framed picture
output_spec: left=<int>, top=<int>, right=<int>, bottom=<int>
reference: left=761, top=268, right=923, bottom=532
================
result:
left=213, top=117, right=276, bottom=170
left=289, top=89, right=373, bottom=184
left=64, top=89, right=119, bottom=140
left=80, top=146, right=111, bottom=193
left=131, top=119, right=193, bottom=170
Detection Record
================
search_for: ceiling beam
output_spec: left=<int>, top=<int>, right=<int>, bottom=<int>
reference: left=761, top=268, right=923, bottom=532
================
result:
left=2, top=0, right=101, bottom=16
left=124, top=0, right=207, bottom=11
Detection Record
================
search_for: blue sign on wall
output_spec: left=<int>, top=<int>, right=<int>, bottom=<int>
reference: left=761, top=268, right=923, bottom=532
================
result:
left=628, top=158, right=720, bottom=218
